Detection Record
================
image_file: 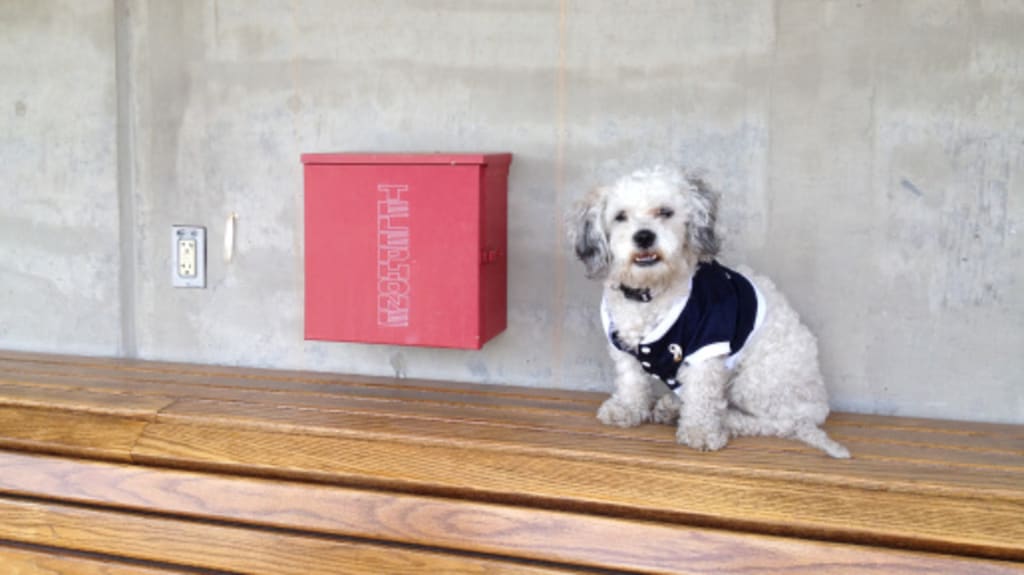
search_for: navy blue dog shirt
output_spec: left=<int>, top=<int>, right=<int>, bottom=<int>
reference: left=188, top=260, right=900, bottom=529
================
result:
left=601, top=261, right=765, bottom=395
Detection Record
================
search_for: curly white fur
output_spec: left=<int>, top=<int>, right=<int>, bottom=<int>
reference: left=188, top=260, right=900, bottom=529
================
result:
left=569, top=167, right=850, bottom=458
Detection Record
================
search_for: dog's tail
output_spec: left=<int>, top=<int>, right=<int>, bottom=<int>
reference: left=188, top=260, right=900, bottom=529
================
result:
left=792, top=421, right=851, bottom=459
left=725, top=410, right=851, bottom=459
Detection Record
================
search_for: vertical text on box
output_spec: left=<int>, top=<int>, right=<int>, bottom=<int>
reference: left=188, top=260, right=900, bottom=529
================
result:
left=377, top=184, right=410, bottom=327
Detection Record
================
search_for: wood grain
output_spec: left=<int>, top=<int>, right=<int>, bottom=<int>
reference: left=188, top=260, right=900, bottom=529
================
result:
left=0, top=356, right=600, bottom=412
left=1, top=350, right=1022, bottom=569
left=0, top=381, right=174, bottom=416
left=0, top=544, right=186, bottom=574
left=0, top=496, right=574, bottom=575
left=3, top=353, right=1020, bottom=456
left=4, top=362, right=1021, bottom=472
left=2, top=351, right=1018, bottom=434
left=0, top=351, right=1018, bottom=440
left=1, top=451, right=1020, bottom=575
left=154, top=397, right=1024, bottom=488
left=0, top=351, right=606, bottom=404
left=0, top=406, right=146, bottom=462
left=130, top=421, right=1024, bottom=561
left=0, top=369, right=599, bottom=431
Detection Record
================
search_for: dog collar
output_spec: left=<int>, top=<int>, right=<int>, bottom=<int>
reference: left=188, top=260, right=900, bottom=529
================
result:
left=618, top=284, right=653, bottom=303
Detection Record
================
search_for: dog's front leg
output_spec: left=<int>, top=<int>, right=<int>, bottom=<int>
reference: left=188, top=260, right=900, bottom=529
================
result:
left=597, top=347, right=654, bottom=427
left=676, top=359, right=730, bottom=451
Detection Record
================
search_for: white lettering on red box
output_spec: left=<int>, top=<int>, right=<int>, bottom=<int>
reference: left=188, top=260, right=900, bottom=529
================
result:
left=377, top=184, right=410, bottom=327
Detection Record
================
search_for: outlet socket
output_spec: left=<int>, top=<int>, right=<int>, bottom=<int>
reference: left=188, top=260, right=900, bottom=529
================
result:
left=172, top=225, right=206, bottom=288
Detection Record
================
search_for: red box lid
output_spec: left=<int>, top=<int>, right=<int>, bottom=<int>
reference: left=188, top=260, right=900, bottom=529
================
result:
left=301, top=152, right=512, bottom=167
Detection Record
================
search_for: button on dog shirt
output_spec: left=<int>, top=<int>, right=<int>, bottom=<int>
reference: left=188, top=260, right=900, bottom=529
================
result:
left=601, top=261, right=766, bottom=395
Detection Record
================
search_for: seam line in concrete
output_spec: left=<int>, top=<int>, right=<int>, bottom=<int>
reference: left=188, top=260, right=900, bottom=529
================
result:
left=115, top=0, right=138, bottom=358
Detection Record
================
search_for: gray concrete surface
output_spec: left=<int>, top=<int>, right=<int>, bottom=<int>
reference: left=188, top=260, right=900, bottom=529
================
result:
left=0, top=1, right=121, bottom=355
left=1, top=0, right=1021, bottom=424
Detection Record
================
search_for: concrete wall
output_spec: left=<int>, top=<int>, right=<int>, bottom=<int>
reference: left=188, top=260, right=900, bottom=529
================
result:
left=0, top=1, right=121, bottom=355
left=1, top=0, right=1021, bottom=424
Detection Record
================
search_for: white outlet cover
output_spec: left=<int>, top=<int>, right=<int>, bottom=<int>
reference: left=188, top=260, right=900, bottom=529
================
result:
left=172, top=225, right=206, bottom=288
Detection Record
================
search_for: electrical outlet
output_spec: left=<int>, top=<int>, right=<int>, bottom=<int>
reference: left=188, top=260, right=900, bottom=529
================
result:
left=172, top=225, right=206, bottom=288
left=178, top=238, right=197, bottom=277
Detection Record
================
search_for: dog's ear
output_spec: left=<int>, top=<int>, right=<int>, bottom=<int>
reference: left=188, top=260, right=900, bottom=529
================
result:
left=567, top=188, right=610, bottom=279
left=684, top=175, right=721, bottom=261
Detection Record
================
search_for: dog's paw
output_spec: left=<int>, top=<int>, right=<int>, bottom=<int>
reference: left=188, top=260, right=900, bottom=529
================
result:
left=676, top=424, right=729, bottom=452
left=651, top=394, right=681, bottom=425
left=597, top=397, right=649, bottom=428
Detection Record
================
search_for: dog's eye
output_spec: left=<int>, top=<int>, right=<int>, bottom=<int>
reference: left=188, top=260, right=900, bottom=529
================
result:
left=613, top=211, right=627, bottom=222
left=657, top=207, right=675, bottom=219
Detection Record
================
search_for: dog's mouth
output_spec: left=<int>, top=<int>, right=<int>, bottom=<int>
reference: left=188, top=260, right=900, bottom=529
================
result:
left=632, top=252, right=661, bottom=267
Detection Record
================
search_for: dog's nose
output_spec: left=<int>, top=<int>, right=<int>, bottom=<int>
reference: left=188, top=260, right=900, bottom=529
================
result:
left=633, top=229, right=656, bottom=249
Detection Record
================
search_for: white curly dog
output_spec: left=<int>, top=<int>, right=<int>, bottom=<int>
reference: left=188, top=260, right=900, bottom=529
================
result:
left=569, top=167, right=850, bottom=458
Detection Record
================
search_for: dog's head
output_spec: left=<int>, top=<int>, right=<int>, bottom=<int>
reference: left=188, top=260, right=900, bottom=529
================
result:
left=568, top=167, right=719, bottom=288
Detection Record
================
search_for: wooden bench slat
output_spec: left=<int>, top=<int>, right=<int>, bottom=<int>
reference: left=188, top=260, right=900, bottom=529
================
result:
left=0, top=544, right=189, bottom=574
left=8, top=353, right=1019, bottom=446
left=0, top=382, right=174, bottom=417
left=0, top=406, right=145, bottom=462
left=0, top=354, right=603, bottom=405
left=5, top=356, right=1021, bottom=456
left=828, top=412, right=1024, bottom=439
left=0, top=364, right=597, bottom=415
left=4, top=368, right=1021, bottom=466
left=1, top=352, right=1020, bottom=438
left=2, top=370, right=1021, bottom=499
left=2, top=451, right=1020, bottom=575
left=155, top=398, right=1024, bottom=491
left=0, top=351, right=606, bottom=402
left=827, top=420, right=1024, bottom=454
left=5, top=355, right=1022, bottom=446
left=130, top=421, right=1024, bottom=560
left=3, top=385, right=1020, bottom=506
left=3, top=368, right=1022, bottom=497
left=0, top=496, right=576, bottom=575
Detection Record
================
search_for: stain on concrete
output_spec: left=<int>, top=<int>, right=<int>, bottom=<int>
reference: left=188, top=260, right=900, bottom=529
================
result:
left=899, top=178, right=923, bottom=197
left=934, top=136, right=1014, bottom=309
left=466, top=358, right=491, bottom=382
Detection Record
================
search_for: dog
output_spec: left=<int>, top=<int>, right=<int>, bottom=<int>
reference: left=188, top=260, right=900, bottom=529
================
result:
left=568, top=166, right=850, bottom=458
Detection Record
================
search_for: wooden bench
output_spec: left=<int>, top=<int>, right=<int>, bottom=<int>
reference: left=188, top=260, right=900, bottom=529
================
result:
left=0, top=350, right=1021, bottom=574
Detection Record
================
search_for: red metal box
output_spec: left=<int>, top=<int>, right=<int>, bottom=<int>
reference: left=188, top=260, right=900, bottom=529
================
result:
left=302, top=153, right=512, bottom=349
